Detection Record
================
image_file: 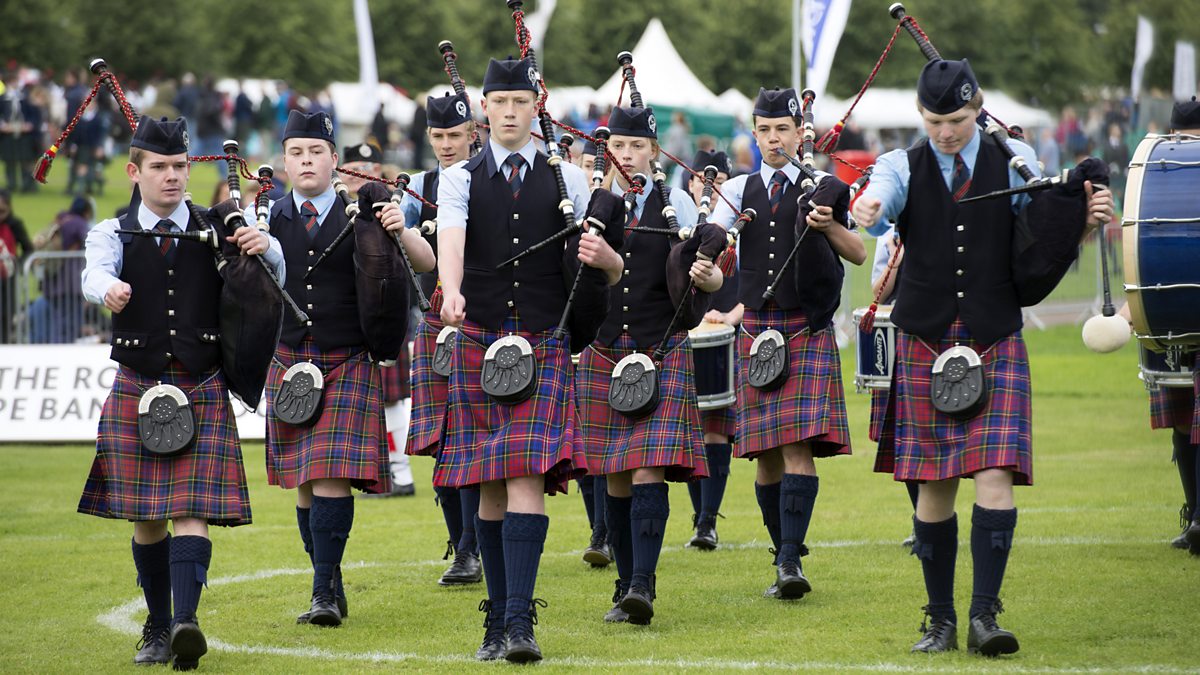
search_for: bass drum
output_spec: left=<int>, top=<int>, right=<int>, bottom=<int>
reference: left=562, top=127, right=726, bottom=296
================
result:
left=852, top=305, right=896, bottom=392
left=1138, top=343, right=1195, bottom=391
left=1123, top=133, right=1200, bottom=352
left=689, top=321, right=736, bottom=410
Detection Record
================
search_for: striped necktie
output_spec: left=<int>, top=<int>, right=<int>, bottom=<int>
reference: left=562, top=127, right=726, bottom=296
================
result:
left=301, top=200, right=319, bottom=241
left=768, top=170, right=788, bottom=214
left=153, top=220, right=175, bottom=260
left=505, top=153, right=525, bottom=199
left=951, top=153, right=972, bottom=202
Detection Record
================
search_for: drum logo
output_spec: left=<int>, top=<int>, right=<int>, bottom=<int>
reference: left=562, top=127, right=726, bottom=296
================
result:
left=874, top=328, right=888, bottom=375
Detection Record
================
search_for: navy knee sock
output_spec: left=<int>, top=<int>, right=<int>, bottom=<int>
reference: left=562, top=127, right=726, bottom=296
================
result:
left=310, top=496, right=354, bottom=600
left=296, top=507, right=314, bottom=565
left=905, top=481, right=920, bottom=511
left=502, top=512, right=550, bottom=630
left=1174, top=430, right=1197, bottom=521
left=577, top=476, right=596, bottom=529
left=605, top=493, right=633, bottom=582
left=700, top=443, right=733, bottom=521
left=592, top=476, right=609, bottom=539
left=912, top=514, right=958, bottom=624
left=475, top=516, right=506, bottom=609
left=779, top=473, right=819, bottom=565
left=457, top=487, right=480, bottom=555
left=969, top=505, right=1018, bottom=619
left=434, top=485, right=463, bottom=553
left=755, top=481, right=782, bottom=559
left=630, top=483, right=670, bottom=591
left=132, top=534, right=172, bottom=626
left=687, top=479, right=702, bottom=518
left=169, top=535, right=211, bottom=625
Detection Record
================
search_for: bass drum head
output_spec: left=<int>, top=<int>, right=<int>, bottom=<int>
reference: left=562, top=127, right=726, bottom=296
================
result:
left=481, top=335, right=537, bottom=405
left=275, top=362, right=325, bottom=426
left=747, top=329, right=788, bottom=392
left=432, top=326, right=459, bottom=378
left=138, top=384, right=195, bottom=456
left=852, top=306, right=895, bottom=392
left=690, top=322, right=735, bottom=410
left=608, top=352, right=660, bottom=418
left=1124, top=134, right=1200, bottom=351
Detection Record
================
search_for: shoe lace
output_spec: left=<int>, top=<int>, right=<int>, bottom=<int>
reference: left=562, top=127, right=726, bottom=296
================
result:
left=453, top=550, right=473, bottom=566
left=442, top=539, right=455, bottom=561
left=919, top=605, right=952, bottom=638
left=136, top=617, right=169, bottom=650
left=528, top=598, right=548, bottom=626
left=976, top=599, right=1006, bottom=631
left=612, top=579, right=629, bottom=604
left=588, top=527, right=607, bottom=549
left=779, top=559, right=801, bottom=576
left=477, top=599, right=504, bottom=635
left=1182, top=504, right=1191, bottom=530
left=768, top=546, right=778, bottom=564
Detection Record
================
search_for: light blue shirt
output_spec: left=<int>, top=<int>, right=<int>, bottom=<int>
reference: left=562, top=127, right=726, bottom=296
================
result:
left=612, top=180, right=699, bottom=230
left=871, top=224, right=898, bottom=285
left=709, top=160, right=807, bottom=229
left=860, top=129, right=1041, bottom=238
left=436, top=138, right=590, bottom=230
left=83, top=199, right=285, bottom=304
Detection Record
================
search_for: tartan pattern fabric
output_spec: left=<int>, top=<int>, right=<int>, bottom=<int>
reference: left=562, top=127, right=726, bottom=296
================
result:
left=868, top=389, right=890, bottom=442
left=265, top=338, right=391, bottom=493
left=380, top=341, right=411, bottom=403
left=573, top=332, right=708, bottom=482
left=406, top=313, right=449, bottom=457
left=873, top=318, right=1034, bottom=485
left=951, top=153, right=972, bottom=202
left=301, top=200, right=319, bottom=240
left=1149, top=385, right=1193, bottom=431
left=702, top=405, right=737, bottom=440
left=435, top=315, right=582, bottom=494
left=735, top=305, right=851, bottom=459
left=78, top=362, right=252, bottom=526
left=768, top=170, right=788, bottom=214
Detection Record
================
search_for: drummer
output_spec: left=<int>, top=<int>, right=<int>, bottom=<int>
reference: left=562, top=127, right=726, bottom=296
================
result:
left=573, top=105, right=716, bottom=626
left=684, top=149, right=740, bottom=551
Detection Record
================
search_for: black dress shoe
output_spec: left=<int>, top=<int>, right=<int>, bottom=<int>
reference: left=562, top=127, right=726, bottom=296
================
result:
left=1171, top=529, right=1189, bottom=549
left=475, top=599, right=507, bottom=661
left=360, top=483, right=416, bottom=498
left=1186, top=520, right=1200, bottom=555
left=618, top=585, right=654, bottom=625
left=169, top=619, right=207, bottom=671
left=967, top=604, right=1019, bottom=656
left=911, top=608, right=958, bottom=654
left=306, top=594, right=343, bottom=627
left=440, top=551, right=483, bottom=585
left=902, top=529, right=916, bottom=548
left=689, top=515, right=719, bottom=551
left=504, top=599, right=547, bottom=663
left=298, top=574, right=348, bottom=623
left=133, top=617, right=171, bottom=666
left=604, top=580, right=631, bottom=623
left=582, top=529, right=613, bottom=567
left=762, top=583, right=780, bottom=599
left=774, top=560, right=812, bottom=599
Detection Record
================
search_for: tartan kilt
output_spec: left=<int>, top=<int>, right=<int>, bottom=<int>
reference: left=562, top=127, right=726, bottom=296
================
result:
left=702, top=405, right=737, bottom=441
left=868, top=389, right=890, bottom=442
left=735, top=305, right=851, bottom=459
left=78, top=362, right=252, bottom=526
left=380, top=341, right=411, bottom=403
left=873, top=319, right=1033, bottom=485
left=435, top=316, right=583, bottom=495
left=265, top=338, right=390, bottom=493
left=574, top=332, right=708, bottom=482
left=406, top=312, right=449, bottom=457
left=1149, top=384, right=1194, bottom=431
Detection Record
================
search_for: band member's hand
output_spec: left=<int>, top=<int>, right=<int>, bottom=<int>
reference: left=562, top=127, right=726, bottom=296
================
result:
left=1084, top=181, right=1114, bottom=229
left=806, top=204, right=836, bottom=232
left=690, top=257, right=719, bottom=293
left=440, top=290, right=466, bottom=327
left=105, top=281, right=132, bottom=313
left=380, top=202, right=406, bottom=233
left=578, top=231, right=622, bottom=275
left=852, top=196, right=882, bottom=230
left=703, top=309, right=726, bottom=324
left=229, top=225, right=269, bottom=255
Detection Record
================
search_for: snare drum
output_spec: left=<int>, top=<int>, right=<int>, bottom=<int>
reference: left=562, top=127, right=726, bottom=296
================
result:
left=1138, top=343, right=1195, bottom=391
left=852, top=306, right=896, bottom=392
left=689, top=321, right=736, bottom=410
left=1123, top=133, right=1200, bottom=351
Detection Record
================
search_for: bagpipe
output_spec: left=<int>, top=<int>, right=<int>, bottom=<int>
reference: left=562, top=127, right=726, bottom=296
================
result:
left=438, top=40, right=484, bottom=156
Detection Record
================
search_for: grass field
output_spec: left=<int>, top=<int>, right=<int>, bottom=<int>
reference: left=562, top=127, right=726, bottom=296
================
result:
left=0, top=324, right=1195, bottom=673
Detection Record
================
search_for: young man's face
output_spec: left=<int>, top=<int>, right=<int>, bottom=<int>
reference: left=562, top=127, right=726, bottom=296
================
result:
left=920, top=105, right=978, bottom=156
left=482, top=91, right=536, bottom=150
left=340, top=161, right=380, bottom=194
left=607, top=135, right=655, bottom=178
left=752, top=116, right=800, bottom=169
left=283, top=139, right=337, bottom=197
left=427, top=122, right=474, bottom=169
left=577, top=152, right=595, bottom=175
left=127, top=152, right=189, bottom=213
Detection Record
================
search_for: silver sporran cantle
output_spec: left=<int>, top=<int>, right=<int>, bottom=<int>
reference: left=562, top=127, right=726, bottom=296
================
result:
left=930, top=345, right=987, bottom=419
left=275, top=362, right=325, bottom=426
left=138, top=384, right=195, bottom=456
left=481, top=335, right=537, bottom=404
left=608, top=352, right=659, bottom=418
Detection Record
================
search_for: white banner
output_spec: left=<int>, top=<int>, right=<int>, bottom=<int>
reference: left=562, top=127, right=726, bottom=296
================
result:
left=0, top=345, right=267, bottom=443
left=1174, top=41, right=1196, bottom=101
left=1132, top=15, right=1155, bottom=100
left=801, top=0, right=853, bottom=114
left=353, top=0, right=380, bottom=124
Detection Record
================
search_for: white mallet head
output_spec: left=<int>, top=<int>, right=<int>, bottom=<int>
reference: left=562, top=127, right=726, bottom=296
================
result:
left=1082, top=313, right=1131, bottom=353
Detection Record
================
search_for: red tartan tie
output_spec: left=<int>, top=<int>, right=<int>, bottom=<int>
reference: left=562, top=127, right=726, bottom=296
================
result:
left=301, top=200, right=319, bottom=241
left=768, top=170, right=788, bottom=214
left=505, top=154, right=525, bottom=199
left=153, top=220, right=175, bottom=258
left=951, top=153, right=972, bottom=202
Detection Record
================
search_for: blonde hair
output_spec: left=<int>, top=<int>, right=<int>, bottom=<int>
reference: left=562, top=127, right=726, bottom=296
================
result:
left=599, top=138, right=660, bottom=193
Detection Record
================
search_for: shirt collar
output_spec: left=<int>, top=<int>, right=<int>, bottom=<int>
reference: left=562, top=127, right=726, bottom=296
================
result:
left=610, top=178, right=649, bottom=212
left=137, top=200, right=190, bottom=231
left=291, top=186, right=337, bottom=220
left=757, top=160, right=802, bottom=189
left=930, top=127, right=981, bottom=171
left=488, top=138, right=537, bottom=177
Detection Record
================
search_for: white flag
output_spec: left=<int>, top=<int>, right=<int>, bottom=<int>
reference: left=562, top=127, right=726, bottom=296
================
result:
left=1131, top=15, right=1154, bottom=100
left=801, top=0, right=853, bottom=109
left=354, top=0, right=380, bottom=120
left=1175, top=41, right=1196, bottom=100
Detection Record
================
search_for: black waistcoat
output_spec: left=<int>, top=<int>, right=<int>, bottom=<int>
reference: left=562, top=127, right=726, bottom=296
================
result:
left=461, top=151, right=567, bottom=333
left=596, top=189, right=677, bottom=348
left=111, top=207, right=223, bottom=378
left=894, top=137, right=1021, bottom=344
left=738, top=172, right=805, bottom=311
left=418, top=169, right=439, bottom=300
left=273, top=193, right=364, bottom=349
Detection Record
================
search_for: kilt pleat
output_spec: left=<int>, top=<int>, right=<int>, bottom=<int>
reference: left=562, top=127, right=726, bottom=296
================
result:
left=78, top=363, right=252, bottom=526
left=1149, top=385, right=1194, bottom=431
left=874, top=319, right=1033, bottom=485
left=406, top=313, right=449, bottom=457
left=434, top=316, right=583, bottom=494
left=734, top=305, right=851, bottom=459
left=702, top=406, right=737, bottom=441
left=574, top=332, right=707, bottom=481
left=265, top=339, right=390, bottom=493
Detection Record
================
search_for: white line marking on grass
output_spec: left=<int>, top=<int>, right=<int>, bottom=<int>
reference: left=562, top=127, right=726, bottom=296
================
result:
left=96, top=560, right=1192, bottom=673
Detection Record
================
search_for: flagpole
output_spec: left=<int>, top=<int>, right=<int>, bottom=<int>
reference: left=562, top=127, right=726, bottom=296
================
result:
left=792, top=0, right=802, bottom=92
